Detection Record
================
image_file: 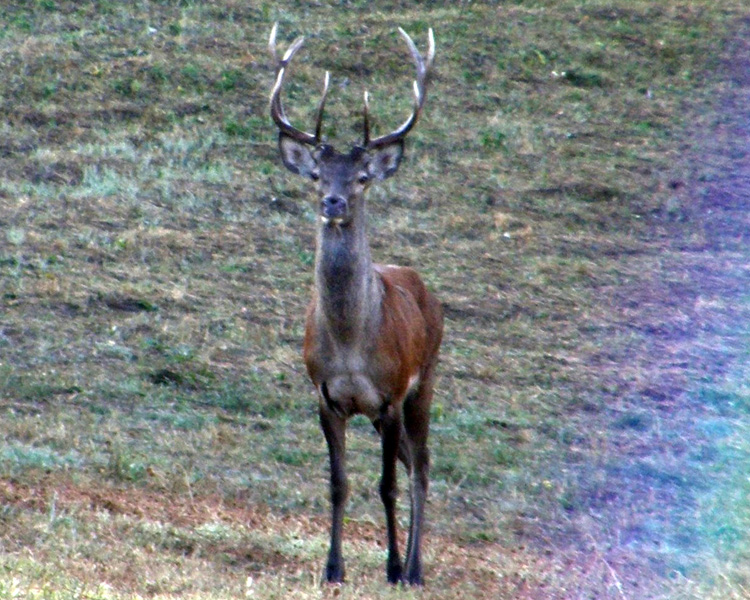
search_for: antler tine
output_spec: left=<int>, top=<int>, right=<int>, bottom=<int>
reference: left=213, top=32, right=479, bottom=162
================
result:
left=425, top=28, right=435, bottom=72
left=365, top=27, right=435, bottom=149
left=268, top=23, right=325, bottom=145
left=398, top=27, right=424, bottom=77
left=315, top=71, right=330, bottom=142
left=363, top=90, right=371, bottom=146
left=268, top=22, right=278, bottom=62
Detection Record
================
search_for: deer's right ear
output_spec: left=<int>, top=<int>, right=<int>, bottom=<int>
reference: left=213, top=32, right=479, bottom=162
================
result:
left=279, top=134, right=318, bottom=179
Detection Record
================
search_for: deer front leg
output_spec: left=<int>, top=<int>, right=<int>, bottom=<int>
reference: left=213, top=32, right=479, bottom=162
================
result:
left=379, top=403, right=403, bottom=584
left=402, top=383, right=433, bottom=586
left=403, top=440, right=428, bottom=585
left=319, top=402, right=348, bottom=583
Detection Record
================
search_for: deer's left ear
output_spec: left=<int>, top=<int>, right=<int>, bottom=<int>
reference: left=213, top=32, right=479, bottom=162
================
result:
left=367, top=141, right=404, bottom=180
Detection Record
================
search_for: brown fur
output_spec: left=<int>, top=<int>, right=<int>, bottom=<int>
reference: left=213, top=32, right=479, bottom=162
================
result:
left=304, top=264, right=442, bottom=413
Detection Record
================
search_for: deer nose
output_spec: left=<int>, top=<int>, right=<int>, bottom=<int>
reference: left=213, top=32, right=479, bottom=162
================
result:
left=321, top=195, right=348, bottom=219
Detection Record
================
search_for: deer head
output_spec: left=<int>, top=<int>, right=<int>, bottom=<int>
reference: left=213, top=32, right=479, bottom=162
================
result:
left=269, top=23, right=434, bottom=226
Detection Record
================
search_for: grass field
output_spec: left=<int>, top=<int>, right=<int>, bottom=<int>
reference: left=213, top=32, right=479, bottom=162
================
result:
left=1, top=1, right=750, bottom=598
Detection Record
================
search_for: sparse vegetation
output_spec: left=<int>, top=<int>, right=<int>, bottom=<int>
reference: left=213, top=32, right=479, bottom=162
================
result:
left=1, top=1, right=749, bottom=598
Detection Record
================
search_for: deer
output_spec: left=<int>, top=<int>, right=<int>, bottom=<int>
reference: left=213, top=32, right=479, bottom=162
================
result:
left=268, top=24, right=442, bottom=586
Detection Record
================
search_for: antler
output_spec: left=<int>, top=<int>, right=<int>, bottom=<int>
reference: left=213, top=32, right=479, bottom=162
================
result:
left=269, top=22, right=330, bottom=145
left=363, top=27, right=435, bottom=149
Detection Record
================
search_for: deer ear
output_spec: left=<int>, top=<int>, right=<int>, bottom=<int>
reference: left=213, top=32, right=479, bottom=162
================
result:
left=367, top=141, right=404, bottom=180
left=279, top=134, right=318, bottom=178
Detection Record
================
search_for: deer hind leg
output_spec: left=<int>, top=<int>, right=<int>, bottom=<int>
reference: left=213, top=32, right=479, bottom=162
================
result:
left=401, top=379, right=433, bottom=586
left=319, top=402, right=348, bottom=583
left=372, top=419, right=413, bottom=469
left=379, top=402, right=404, bottom=584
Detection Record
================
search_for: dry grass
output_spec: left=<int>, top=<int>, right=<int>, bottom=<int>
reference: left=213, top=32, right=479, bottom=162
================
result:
left=1, top=1, right=750, bottom=598
left=0, top=474, right=671, bottom=599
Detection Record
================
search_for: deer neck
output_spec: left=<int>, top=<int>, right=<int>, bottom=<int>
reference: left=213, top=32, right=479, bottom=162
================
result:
left=314, top=208, right=380, bottom=343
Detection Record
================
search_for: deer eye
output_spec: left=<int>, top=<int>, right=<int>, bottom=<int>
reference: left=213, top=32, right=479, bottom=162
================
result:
left=357, top=174, right=369, bottom=184
left=310, top=171, right=320, bottom=181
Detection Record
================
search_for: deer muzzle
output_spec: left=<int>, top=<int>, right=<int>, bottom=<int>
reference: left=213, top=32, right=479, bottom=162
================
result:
left=320, top=195, right=348, bottom=223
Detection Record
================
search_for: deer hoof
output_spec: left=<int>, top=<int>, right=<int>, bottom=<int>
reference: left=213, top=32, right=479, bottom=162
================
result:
left=386, top=561, right=403, bottom=585
left=325, top=561, right=345, bottom=584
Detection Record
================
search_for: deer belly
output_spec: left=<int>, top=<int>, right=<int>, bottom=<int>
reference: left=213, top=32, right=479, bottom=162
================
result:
left=321, top=373, right=382, bottom=419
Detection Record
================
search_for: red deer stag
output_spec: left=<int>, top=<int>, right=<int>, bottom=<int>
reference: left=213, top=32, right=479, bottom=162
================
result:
left=269, top=24, right=442, bottom=586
